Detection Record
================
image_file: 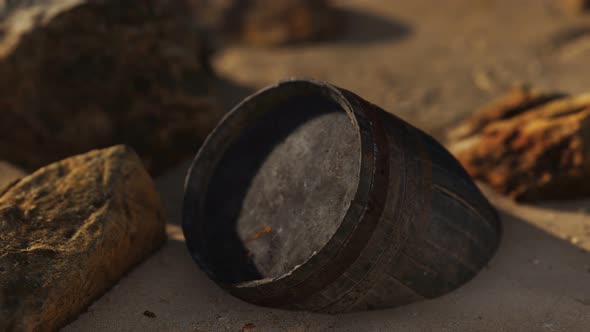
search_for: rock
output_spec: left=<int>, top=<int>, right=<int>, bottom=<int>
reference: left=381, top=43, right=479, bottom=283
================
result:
left=0, top=0, right=222, bottom=176
left=0, top=145, right=166, bottom=331
left=556, top=0, right=590, bottom=14
left=189, top=0, right=342, bottom=47
left=449, top=90, right=590, bottom=202
left=447, top=85, right=566, bottom=143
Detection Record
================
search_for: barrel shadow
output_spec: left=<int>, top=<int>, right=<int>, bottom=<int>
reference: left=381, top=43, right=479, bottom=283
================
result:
left=533, top=197, right=590, bottom=214
left=65, top=204, right=590, bottom=331
left=331, top=8, right=412, bottom=45
left=63, top=163, right=590, bottom=331
left=335, top=206, right=590, bottom=327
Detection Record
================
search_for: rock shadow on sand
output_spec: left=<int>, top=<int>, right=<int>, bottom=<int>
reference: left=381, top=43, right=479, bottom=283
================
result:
left=332, top=8, right=412, bottom=45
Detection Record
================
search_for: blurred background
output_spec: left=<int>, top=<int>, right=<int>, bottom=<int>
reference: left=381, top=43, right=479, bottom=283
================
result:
left=2, top=0, right=590, bottom=176
left=203, top=0, right=590, bottom=138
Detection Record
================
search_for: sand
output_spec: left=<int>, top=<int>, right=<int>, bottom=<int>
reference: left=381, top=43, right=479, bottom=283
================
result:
left=0, top=161, right=25, bottom=189
left=6, top=0, right=590, bottom=330
left=62, top=160, right=590, bottom=332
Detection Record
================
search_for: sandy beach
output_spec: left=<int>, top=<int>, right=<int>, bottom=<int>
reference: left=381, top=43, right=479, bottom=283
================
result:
left=4, top=0, right=590, bottom=330
left=67, top=0, right=590, bottom=330
left=62, top=160, right=590, bottom=331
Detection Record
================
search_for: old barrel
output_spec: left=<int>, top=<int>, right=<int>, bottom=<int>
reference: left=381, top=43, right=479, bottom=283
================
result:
left=182, top=79, right=501, bottom=313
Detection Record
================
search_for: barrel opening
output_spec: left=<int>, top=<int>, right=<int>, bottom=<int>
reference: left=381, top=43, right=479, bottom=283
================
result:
left=191, top=88, right=362, bottom=285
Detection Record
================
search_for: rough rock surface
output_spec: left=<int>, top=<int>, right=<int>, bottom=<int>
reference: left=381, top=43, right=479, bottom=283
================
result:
left=447, top=86, right=566, bottom=143
left=0, top=145, right=166, bottom=331
left=0, top=0, right=222, bottom=175
left=189, top=0, right=342, bottom=47
left=449, top=89, right=590, bottom=202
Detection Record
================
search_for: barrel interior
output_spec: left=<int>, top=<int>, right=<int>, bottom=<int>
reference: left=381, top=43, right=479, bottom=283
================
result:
left=198, top=93, right=361, bottom=284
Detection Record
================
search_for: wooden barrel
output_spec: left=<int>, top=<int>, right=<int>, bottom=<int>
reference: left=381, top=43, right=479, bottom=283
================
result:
left=182, top=79, right=501, bottom=313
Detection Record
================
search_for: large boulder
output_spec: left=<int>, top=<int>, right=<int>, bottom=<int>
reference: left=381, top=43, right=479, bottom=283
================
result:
left=0, top=145, right=166, bottom=331
left=448, top=88, right=590, bottom=202
left=0, top=0, right=222, bottom=175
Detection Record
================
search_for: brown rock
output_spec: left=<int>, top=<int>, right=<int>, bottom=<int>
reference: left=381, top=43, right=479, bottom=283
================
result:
left=447, top=85, right=566, bottom=143
left=0, top=145, right=166, bottom=331
left=0, top=0, right=222, bottom=175
left=449, top=90, right=590, bottom=202
left=189, top=0, right=342, bottom=47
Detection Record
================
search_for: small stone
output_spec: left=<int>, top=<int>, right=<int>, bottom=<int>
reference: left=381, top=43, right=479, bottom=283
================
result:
left=143, top=310, right=157, bottom=318
left=0, top=0, right=222, bottom=176
left=242, top=323, right=257, bottom=330
left=448, top=88, right=590, bottom=202
left=0, top=145, right=166, bottom=331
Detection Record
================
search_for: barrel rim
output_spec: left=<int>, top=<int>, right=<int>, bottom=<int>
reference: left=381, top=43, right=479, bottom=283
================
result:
left=182, top=79, right=379, bottom=301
